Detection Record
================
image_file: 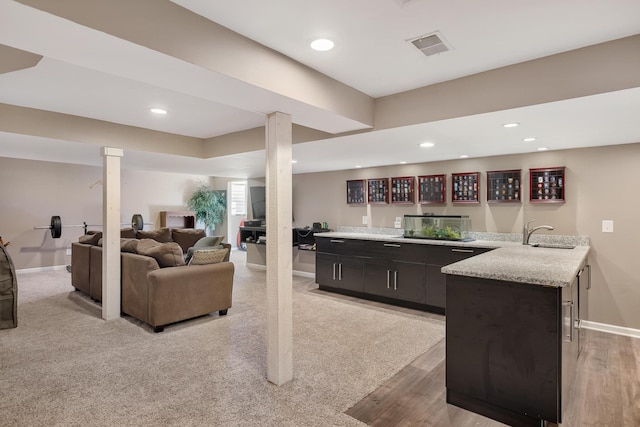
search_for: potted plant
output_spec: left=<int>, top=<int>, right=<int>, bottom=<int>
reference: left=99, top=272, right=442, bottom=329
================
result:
left=187, top=184, right=226, bottom=233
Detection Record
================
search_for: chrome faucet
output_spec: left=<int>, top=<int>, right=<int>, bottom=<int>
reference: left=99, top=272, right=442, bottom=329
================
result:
left=523, top=219, right=554, bottom=245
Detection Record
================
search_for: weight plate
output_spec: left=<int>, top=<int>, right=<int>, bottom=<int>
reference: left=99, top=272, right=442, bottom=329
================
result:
left=50, top=215, right=62, bottom=239
left=131, top=214, right=143, bottom=231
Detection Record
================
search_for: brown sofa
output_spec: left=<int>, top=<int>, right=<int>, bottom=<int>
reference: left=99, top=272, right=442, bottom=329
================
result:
left=71, top=227, right=234, bottom=332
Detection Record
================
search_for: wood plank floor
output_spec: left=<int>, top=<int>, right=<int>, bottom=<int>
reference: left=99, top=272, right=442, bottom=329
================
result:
left=345, top=316, right=640, bottom=426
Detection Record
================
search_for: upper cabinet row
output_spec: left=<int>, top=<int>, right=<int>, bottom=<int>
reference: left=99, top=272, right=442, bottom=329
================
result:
left=346, top=167, right=565, bottom=205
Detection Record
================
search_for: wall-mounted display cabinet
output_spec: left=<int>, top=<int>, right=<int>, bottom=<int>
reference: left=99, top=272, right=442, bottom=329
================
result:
left=391, top=176, right=415, bottom=204
left=346, top=179, right=366, bottom=205
left=487, top=169, right=521, bottom=203
left=417, top=174, right=446, bottom=204
left=368, top=178, right=389, bottom=204
left=530, top=167, right=565, bottom=203
left=452, top=172, right=480, bottom=204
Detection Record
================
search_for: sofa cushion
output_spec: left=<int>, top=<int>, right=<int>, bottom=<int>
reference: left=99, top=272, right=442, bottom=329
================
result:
left=120, top=228, right=137, bottom=239
left=78, top=232, right=102, bottom=245
left=171, top=228, right=206, bottom=253
left=136, top=239, right=185, bottom=268
left=136, top=227, right=172, bottom=243
left=120, top=238, right=139, bottom=253
left=188, top=248, right=229, bottom=265
left=194, top=235, right=225, bottom=248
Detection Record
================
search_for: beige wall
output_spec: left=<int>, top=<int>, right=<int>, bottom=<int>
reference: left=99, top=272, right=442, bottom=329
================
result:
left=292, top=143, right=640, bottom=330
left=0, top=157, right=209, bottom=269
left=3, top=143, right=639, bottom=330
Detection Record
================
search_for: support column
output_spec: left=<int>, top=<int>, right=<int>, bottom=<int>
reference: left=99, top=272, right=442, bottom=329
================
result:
left=265, top=112, right=293, bottom=385
left=101, top=147, right=123, bottom=321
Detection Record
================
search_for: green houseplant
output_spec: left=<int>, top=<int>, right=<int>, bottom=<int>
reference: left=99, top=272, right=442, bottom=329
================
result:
left=187, top=184, right=226, bottom=232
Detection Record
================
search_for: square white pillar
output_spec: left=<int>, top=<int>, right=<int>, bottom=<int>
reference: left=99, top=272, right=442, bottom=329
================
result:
left=101, top=147, right=122, bottom=321
left=265, top=112, right=293, bottom=385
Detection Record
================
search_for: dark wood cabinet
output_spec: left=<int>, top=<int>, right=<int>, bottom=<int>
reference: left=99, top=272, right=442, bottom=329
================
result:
left=363, top=240, right=427, bottom=304
left=316, top=236, right=493, bottom=313
left=424, top=245, right=491, bottom=310
left=445, top=271, right=583, bottom=426
left=315, top=237, right=365, bottom=293
left=363, top=259, right=426, bottom=304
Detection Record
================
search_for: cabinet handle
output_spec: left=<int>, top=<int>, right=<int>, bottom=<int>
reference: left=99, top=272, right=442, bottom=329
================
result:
left=586, top=264, right=591, bottom=290
left=330, top=239, right=345, bottom=243
left=563, top=300, right=574, bottom=342
left=451, top=248, right=474, bottom=253
left=332, top=263, right=336, bottom=280
left=394, top=270, right=398, bottom=290
left=383, top=243, right=401, bottom=248
left=339, top=263, right=343, bottom=280
left=386, top=270, right=391, bottom=288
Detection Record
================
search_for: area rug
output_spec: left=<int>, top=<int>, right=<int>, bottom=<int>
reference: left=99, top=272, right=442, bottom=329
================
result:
left=0, top=252, right=445, bottom=426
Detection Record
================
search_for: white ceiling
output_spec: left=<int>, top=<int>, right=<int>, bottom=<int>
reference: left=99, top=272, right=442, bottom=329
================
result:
left=0, top=0, right=639, bottom=178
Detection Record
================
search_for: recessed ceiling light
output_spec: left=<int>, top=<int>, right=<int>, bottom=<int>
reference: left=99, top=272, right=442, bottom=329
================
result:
left=419, top=142, right=435, bottom=148
left=523, top=137, right=536, bottom=142
left=503, top=122, right=519, bottom=128
left=537, top=147, right=549, bottom=151
left=310, top=38, right=335, bottom=51
left=291, top=159, right=298, bottom=164
left=400, top=161, right=407, bottom=164
left=150, top=108, right=167, bottom=115
left=355, top=165, right=362, bottom=168
left=460, top=155, right=469, bottom=158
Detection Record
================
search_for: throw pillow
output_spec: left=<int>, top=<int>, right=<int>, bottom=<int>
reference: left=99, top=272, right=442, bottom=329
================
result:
left=188, top=248, right=229, bottom=266
left=194, top=235, right=225, bottom=248
left=184, top=244, right=224, bottom=265
left=184, top=236, right=225, bottom=264
left=136, top=227, right=172, bottom=243
left=120, top=238, right=139, bottom=253
left=136, top=239, right=185, bottom=268
left=78, top=232, right=102, bottom=245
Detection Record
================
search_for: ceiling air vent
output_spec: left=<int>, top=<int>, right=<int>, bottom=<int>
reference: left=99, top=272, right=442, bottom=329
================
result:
left=409, top=31, right=451, bottom=57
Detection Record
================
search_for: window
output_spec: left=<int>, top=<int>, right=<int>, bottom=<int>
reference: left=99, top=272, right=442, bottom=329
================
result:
left=229, top=181, right=247, bottom=216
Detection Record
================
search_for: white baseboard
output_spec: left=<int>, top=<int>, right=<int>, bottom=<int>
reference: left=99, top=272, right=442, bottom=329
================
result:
left=582, top=320, right=640, bottom=339
left=17, top=265, right=69, bottom=274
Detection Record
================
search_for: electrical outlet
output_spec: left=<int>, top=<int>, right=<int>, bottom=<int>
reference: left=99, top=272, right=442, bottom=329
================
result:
left=362, top=216, right=368, bottom=225
left=65, top=248, right=72, bottom=256
left=602, top=220, right=614, bottom=233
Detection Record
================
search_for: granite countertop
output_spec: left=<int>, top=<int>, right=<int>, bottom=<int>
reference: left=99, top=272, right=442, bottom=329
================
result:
left=441, top=244, right=590, bottom=287
left=314, top=228, right=590, bottom=288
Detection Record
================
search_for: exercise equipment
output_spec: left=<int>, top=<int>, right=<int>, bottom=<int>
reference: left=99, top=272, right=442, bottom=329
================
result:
left=33, top=214, right=152, bottom=239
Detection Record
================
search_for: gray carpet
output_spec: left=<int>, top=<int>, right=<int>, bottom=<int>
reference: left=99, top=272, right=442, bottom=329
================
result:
left=0, top=251, right=445, bottom=426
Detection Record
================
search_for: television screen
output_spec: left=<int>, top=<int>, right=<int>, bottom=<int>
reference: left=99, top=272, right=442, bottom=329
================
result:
left=249, top=186, right=266, bottom=220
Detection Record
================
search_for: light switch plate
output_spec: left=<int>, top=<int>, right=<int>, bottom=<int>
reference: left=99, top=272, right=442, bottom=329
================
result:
left=602, top=220, right=614, bottom=233
left=66, top=248, right=72, bottom=256
left=362, top=216, right=368, bottom=225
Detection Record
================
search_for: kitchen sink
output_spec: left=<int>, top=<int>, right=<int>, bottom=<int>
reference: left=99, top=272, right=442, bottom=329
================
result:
left=530, top=243, right=576, bottom=249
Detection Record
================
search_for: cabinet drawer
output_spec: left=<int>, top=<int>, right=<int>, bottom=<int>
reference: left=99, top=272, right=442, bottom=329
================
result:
left=364, top=240, right=428, bottom=263
left=315, top=237, right=364, bottom=256
left=425, top=245, right=491, bottom=266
